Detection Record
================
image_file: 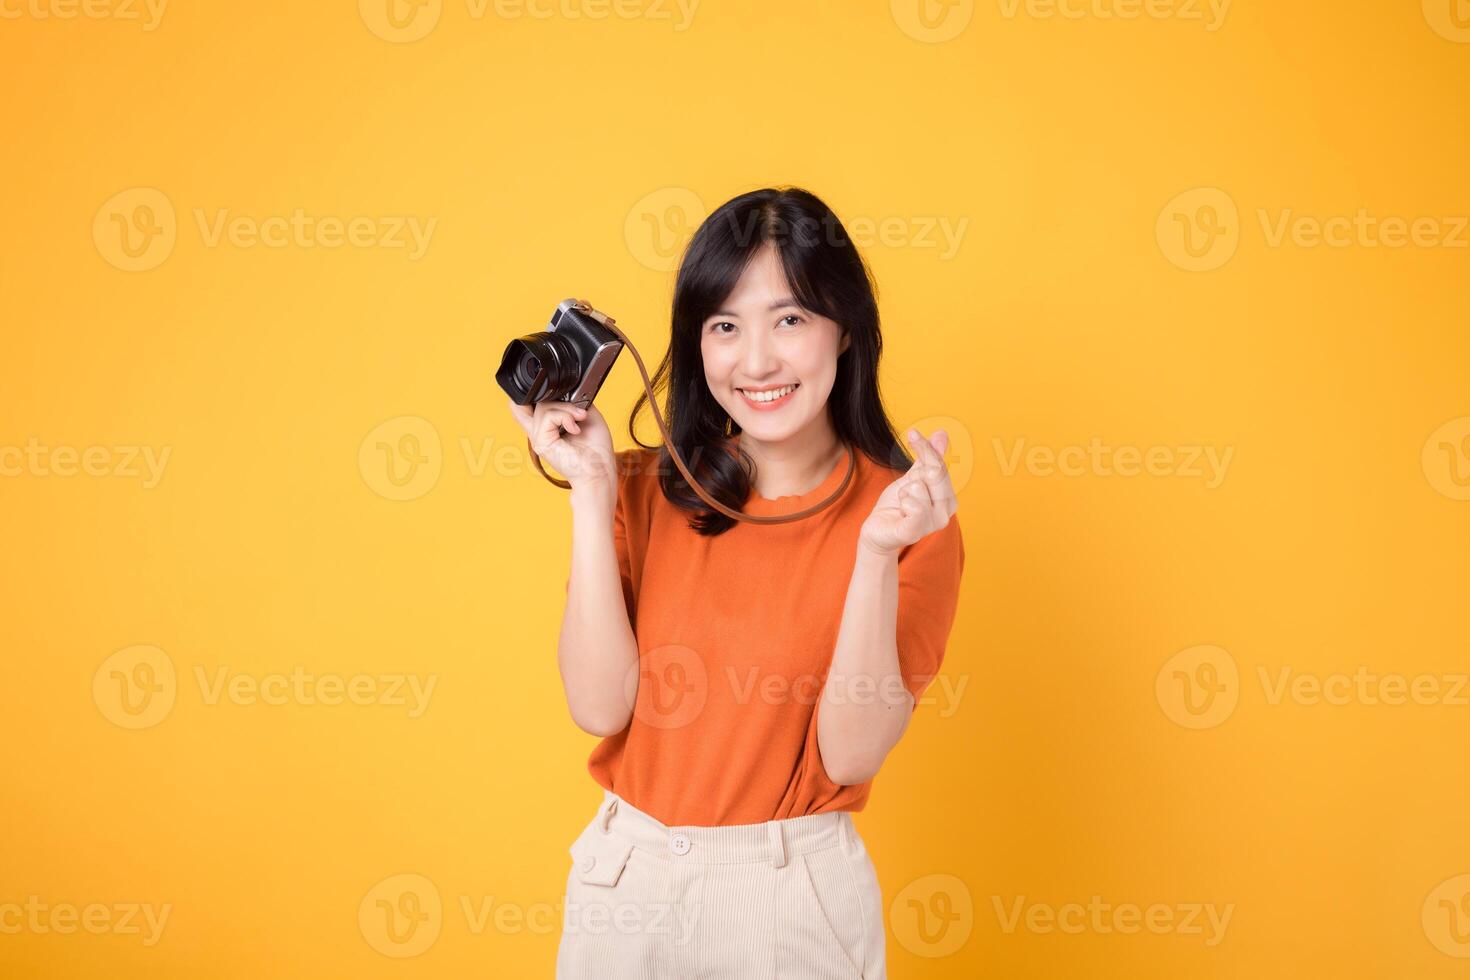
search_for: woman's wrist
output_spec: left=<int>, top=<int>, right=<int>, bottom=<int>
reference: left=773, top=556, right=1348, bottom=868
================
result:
left=568, top=479, right=616, bottom=520
left=856, top=537, right=901, bottom=565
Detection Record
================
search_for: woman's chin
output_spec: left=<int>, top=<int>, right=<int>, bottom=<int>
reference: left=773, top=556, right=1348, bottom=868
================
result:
left=730, top=416, right=805, bottom=444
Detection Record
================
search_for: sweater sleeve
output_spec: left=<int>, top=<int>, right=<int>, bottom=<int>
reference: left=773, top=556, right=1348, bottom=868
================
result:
left=895, top=513, right=965, bottom=706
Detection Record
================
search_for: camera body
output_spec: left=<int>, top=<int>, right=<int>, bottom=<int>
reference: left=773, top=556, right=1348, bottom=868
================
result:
left=496, top=299, right=623, bottom=408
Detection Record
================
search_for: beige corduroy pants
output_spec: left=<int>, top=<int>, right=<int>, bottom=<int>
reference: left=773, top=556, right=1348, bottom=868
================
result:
left=556, top=788, right=887, bottom=979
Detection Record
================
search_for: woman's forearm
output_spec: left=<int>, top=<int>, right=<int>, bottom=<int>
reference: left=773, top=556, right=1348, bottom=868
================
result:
left=816, top=542, right=913, bottom=784
left=558, top=483, right=639, bottom=737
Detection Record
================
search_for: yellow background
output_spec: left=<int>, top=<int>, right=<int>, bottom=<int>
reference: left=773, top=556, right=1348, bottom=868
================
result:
left=3, top=0, right=1469, bottom=977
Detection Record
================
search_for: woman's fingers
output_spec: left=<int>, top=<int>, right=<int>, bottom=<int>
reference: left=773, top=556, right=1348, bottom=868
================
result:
left=526, top=401, right=585, bottom=449
left=907, top=427, right=946, bottom=468
left=906, top=429, right=944, bottom=479
left=906, top=427, right=957, bottom=514
left=902, top=476, right=934, bottom=509
left=904, top=432, right=928, bottom=473
left=897, top=484, right=922, bottom=520
left=899, top=429, right=958, bottom=520
left=536, top=408, right=570, bottom=448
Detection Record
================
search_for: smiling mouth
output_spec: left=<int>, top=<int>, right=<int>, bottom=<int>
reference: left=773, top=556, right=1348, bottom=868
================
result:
left=736, top=382, right=800, bottom=405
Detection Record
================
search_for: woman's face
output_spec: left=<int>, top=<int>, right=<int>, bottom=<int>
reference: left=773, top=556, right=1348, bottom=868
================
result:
left=699, top=243, right=850, bottom=445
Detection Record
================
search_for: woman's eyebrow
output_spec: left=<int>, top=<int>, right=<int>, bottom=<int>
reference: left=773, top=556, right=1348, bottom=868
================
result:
left=709, top=297, right=803, bottom=318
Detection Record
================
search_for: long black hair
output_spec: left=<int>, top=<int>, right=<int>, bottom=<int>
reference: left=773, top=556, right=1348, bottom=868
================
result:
left=628, top=186, right=914, bottom=536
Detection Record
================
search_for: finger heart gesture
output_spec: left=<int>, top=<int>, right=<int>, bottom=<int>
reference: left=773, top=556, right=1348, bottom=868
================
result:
left=859, top=428, right=959, bottom=557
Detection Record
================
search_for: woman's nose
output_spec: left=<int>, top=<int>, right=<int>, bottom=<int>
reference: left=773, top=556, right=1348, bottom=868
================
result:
left=740, top=330, right=779, bottom=377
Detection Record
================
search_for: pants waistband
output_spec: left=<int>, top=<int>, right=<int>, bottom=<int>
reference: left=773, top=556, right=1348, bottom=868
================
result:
left=594, top=789, right=855, bottom=867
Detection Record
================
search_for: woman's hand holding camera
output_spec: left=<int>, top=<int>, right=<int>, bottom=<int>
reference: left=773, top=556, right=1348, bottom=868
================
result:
left=507, top=398, right=617, bottom=507
left=859, top=428, right=958, bottom=558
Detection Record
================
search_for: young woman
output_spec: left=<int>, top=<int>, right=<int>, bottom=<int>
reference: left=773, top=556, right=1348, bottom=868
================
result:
left=508, top=186, right=965, bottom=979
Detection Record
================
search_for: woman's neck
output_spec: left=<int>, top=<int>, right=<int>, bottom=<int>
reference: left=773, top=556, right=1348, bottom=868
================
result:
left=735, top=421, right=846, bottom=501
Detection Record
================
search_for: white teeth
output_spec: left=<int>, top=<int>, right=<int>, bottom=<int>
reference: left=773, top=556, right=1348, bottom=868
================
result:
left=739, top=384, right=797, bottom=403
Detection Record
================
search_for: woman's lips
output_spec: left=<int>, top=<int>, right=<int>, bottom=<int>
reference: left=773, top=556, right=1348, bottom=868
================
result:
left=736, top=383, right=799, bottom=411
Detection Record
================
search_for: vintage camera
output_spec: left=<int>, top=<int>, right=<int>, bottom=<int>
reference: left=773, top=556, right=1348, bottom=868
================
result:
left=496, top=299, right=623, bottom=408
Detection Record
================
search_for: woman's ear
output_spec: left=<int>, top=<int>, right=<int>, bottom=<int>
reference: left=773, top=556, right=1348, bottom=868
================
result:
left=839, top=329, right=851, bottom=355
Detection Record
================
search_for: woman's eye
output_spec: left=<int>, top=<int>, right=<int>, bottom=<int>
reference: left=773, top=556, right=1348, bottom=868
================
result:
left=710, top=322, right=735, bottom=335
left=780, top=314, right=803, bottom=327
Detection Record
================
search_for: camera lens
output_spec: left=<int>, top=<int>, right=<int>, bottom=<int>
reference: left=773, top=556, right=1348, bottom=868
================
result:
left=496, top=332, right=579, bottom=404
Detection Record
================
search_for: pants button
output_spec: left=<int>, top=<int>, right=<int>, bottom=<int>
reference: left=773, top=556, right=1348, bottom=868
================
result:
left=670, top=832, right=691, bottom=855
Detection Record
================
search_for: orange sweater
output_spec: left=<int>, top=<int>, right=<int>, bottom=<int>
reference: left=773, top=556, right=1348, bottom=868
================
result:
left=570, top=436, right=965, bottom=827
